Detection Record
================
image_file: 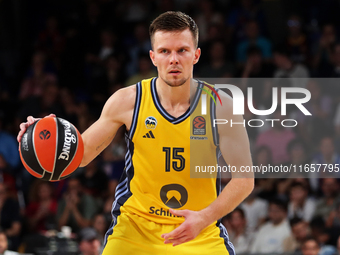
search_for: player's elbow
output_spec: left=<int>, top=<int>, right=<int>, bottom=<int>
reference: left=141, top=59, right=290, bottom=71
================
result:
left=246, top=177, right=255, bottom=195
left=241, top=177, right=254, bottom=199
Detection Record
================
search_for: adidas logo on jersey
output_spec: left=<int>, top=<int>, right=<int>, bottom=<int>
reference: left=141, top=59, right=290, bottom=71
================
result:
left=143, top=131, right=155, bottom=139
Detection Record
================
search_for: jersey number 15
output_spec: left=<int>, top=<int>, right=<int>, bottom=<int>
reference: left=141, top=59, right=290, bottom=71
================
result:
left=162, top=147, right=185, bottom=172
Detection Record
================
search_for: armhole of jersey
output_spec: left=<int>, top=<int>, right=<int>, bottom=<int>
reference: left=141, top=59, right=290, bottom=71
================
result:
left=127, top=81, right=142, bottom=140
left=210, top=88, right=219, bottom=146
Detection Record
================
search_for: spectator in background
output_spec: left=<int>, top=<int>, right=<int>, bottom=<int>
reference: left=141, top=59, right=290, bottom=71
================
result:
left=227, top=0, right=267, bottom=43
left=236, top=20, right=272, bottom=65
left=198, top=23, right=227, bottom=65
left=102, top=126, right=126, bottom=198
left=293, top=80, right=333, bottom=147
left=25, top=180, right=57, bottom=233
left=0, top=230, right=19, bottom=255
left=81, top=1, right=103, bottom=54
left=35, top=15, right=65, bottom=67
left=286, top=217, right=310, bottom=252
left=227, top=208, right=252, bottom=254
left=325, top=201, right=340, bottom=228
left=0, top=117, right=20, bottom=170
left=252, top=146, right=276, bottom=201
left=92, top=214, right=109, bottom=250
left=304, top=225, right=337, bottom=255
left=86, top=29, right=117, bottom=65
left=288, top=182, right=316, bottom=222
left=0, top=155, right=17, bottom=197
left=104, top=55, right=126, bottom=91
left=0, top=183, right=21, bottom=251
left=194, top=0, right=223, bottom=43
left=334, top=102, right=340, bottom=152
left=250, top=199, right=292, bottom=253
left=313, top=178, right=340, bottom=220
left=256, top=109, right=296, bottom=165
left=286, top=14, right=308, bottom=63
left=312, top=24, right=337, bottom=77
left=301, top=238, right=322, bottom=255
left=240, top=188, right=268, bottom=234
left=287, top=139, right=310, bottom=167
left=241, top=46, right=274, bottom=78
left=337, top=236, right=340, bottom=255
left=77, top=158, right=108, bottom=198
left=126, top=23, right=152, bottom=76
left=325, top=43, right=340, bottom=97
left=273, top=46, right=309, bottom=88
left=19, top=51, right=57, bottom=100
left=310, top=138, right=340, bottom=192
left=198, top=40, right=234, bottom=77
left=78, top=227, right=101, bottom=255
left=125, top=53, right=157, bottom=86
left=57, top=178, right=98, bottom=233
left=18, top=81, right=63, bottom=121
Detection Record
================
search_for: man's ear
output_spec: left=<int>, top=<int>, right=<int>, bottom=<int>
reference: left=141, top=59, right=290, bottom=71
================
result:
left=150, top=50, right=157, bottom=66
left=193, top=48, right=201, bottom=65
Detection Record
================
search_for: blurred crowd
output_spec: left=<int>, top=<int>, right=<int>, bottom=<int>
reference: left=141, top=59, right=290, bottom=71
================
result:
left=1, top=0, right=340, bottom=254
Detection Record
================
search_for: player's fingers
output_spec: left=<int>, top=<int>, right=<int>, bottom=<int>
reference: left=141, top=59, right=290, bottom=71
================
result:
left=162, top=225, right=186, bottom=240
left=27, top=116, right=36, bottom=125
left=171, top=236, right=192, bottom=246
left=46, top=113, right=56, bottom=118
left=17, top=123, right=28, bottom=143
left=163, top=233, right=187, bottom=244
left=169, top=208, right=188, bottom=217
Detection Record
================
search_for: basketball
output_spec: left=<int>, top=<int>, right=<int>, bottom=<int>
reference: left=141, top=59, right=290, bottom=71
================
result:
left=19, top=117, right=84, bottom=181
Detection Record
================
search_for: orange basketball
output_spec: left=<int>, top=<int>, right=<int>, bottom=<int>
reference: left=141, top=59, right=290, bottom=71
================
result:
left=19, top=117, right=84, bottom=181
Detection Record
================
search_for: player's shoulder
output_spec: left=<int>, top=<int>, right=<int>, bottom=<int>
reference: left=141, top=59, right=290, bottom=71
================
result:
left=106, top=85, right=136, bottom=108
left=102, top=84, right=137, bottom=120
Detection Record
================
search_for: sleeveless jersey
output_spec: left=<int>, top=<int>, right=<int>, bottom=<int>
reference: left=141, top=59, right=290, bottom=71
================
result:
left=112, top=77, right=221, bottom=224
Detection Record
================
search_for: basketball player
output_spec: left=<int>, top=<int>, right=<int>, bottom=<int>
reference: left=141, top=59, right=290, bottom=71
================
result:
left=18, top=11, right=253, bottom=254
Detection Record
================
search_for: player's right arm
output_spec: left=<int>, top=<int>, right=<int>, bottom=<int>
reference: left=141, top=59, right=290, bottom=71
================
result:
left=17, top=85, right=136, bottom=167
left=80, top=86, right=135, bottom=166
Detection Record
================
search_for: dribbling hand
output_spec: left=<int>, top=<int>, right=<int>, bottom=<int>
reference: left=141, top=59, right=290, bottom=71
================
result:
left=17, top=114, right=56, bottom=143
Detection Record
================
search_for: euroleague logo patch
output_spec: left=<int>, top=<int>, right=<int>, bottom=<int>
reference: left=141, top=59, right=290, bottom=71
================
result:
left=145, top=116, right=157, bottom=129
left=193, top=116, right=206, bottom=135
left=39, top=130, right=51, bottom=140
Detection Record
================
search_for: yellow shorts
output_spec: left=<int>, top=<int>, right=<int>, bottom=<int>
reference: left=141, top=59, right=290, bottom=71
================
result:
left=102, top=212, right=234, bottom=255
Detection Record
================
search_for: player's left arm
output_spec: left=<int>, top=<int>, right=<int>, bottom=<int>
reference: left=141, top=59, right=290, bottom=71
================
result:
left=162, top=90, right=254, bottom=246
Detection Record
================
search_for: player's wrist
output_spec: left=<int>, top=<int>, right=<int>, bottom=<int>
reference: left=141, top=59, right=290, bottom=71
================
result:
left=199, top=207, right=216, bottom=228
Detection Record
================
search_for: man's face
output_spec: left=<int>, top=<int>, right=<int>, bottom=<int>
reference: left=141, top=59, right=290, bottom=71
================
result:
left=292, top=222, right=309, bottom=242
left=150, top=28, right=200, bottom=87
left=79, top=239, right=101, bottom=255
left=268, top=204, right=286, bottom=225
left=302, top=240, right=320, bottom=255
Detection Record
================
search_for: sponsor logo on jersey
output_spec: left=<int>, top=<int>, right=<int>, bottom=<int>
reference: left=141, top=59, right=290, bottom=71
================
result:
left=143, top=130, right=155, bottom=139
left=39, top=130, right=51, bottom=140
left=149, top=206, right=183, bottom=218
left=193, top=116, right=206, bottom=135
left=160, top=184, right=188, bottom=209
left=190, top=136, right=208, bottom=140
left=145, top=116, right=157, bottom=129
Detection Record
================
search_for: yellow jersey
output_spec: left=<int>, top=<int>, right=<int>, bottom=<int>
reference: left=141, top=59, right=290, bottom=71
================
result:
left=112, top=77, right=221, bottom=224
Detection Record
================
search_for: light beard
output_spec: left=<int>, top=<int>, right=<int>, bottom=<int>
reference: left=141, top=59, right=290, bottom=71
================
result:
left=161, top=76, right=189, bottom=87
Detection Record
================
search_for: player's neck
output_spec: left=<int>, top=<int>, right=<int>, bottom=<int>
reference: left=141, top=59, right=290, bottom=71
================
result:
left=156, top=78, right=191, bottom=108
